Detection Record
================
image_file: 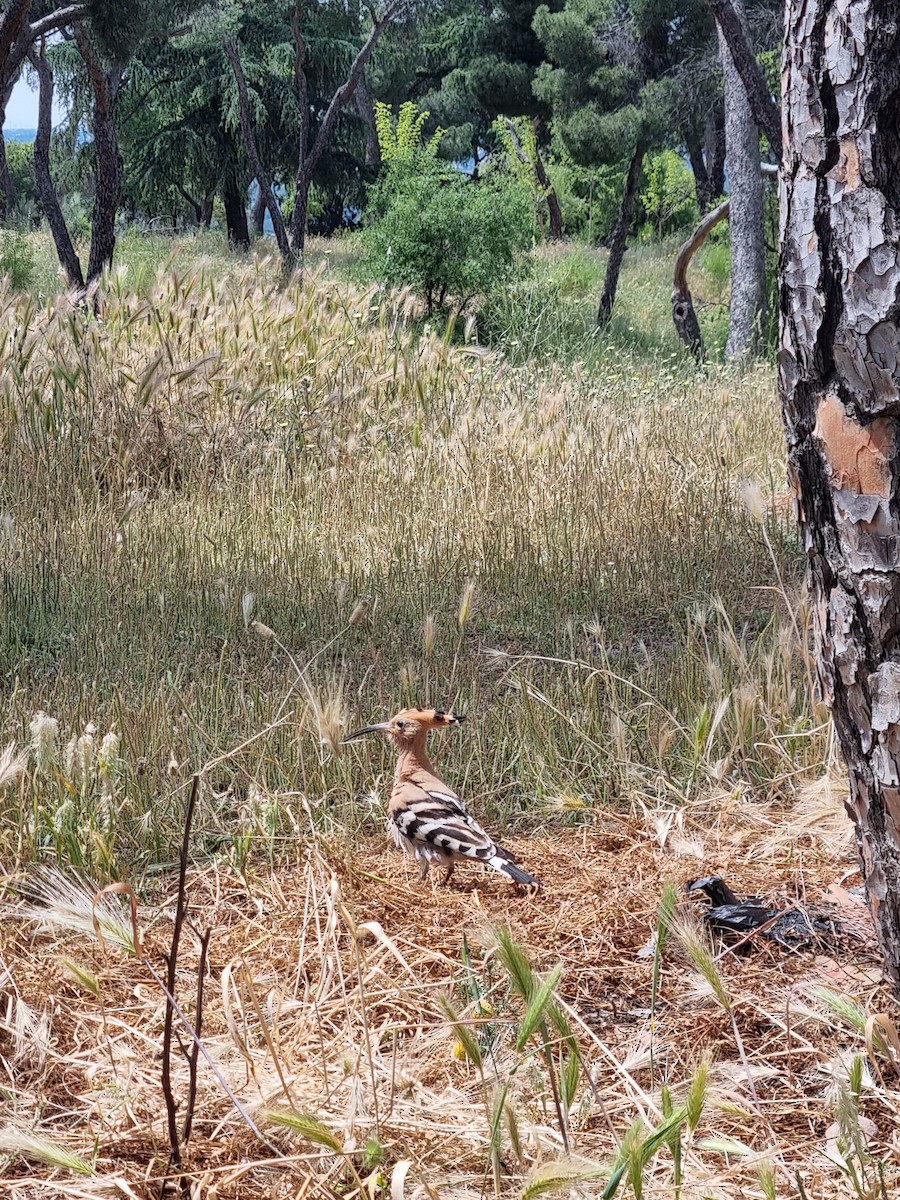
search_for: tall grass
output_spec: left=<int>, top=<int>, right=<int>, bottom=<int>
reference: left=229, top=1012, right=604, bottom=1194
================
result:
left=0, top=247, right=818, bottom=872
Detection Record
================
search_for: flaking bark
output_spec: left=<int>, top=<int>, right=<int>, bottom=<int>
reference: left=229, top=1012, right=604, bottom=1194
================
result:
left=781, top=0, right=900, bottom=984
left=716, top=0, right=765, bottom=359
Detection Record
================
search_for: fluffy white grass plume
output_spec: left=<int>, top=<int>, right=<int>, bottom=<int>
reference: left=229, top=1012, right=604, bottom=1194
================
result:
left=8, top=866, right=138, bottom=953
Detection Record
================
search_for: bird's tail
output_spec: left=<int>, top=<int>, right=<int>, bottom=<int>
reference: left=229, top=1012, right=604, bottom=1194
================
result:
left=490, top=855, right=541, bottom=888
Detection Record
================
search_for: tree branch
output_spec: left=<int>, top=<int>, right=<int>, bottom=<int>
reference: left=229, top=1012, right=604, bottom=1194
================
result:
left=706, top=0, right=781, bottom=157
left=671, top=162, right=777, bottom=359
left=303, top=0, right=403, bottom=182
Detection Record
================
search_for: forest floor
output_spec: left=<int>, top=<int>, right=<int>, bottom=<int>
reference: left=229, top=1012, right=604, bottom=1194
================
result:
left=3, top=773, right=898, bottom=1199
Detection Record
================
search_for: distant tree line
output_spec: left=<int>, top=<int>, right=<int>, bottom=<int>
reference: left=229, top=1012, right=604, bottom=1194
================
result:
left=0, top=0, right=780, bottom=353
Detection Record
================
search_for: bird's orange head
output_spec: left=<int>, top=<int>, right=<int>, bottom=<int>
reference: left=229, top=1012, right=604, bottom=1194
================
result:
left=345, top=707, right=465, bottom=746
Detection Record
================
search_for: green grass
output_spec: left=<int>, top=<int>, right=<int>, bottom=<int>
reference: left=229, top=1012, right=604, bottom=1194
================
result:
left=0, top=234, right=820, bottom=875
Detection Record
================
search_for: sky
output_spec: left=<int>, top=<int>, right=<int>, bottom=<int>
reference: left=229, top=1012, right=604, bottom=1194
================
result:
left=3, top=74, right=64, bottom=130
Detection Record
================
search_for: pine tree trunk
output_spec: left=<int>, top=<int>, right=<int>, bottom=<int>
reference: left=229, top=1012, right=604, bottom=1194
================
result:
left=222, top=180, right=250, bottom=249
left=686, top=130, right=711, bottom=214
left=29, top=48, right=84, bottom=289
left=292, top=174, right=309, bottom=254
left=716, top=0, right=765, bottom=359
left=251, top=188, right=267, bottom=236
left=355, top=71, right=380, bottom=169
left=0, top=129, right=13, bottom=217
left=74, top=28, right=121, bottom=284
left=705, top=107, right=726, bottom=200
left=597, top=143, right=643, bottom=329
left=781, top=0, right=900, bottom=984
left=224, top=38, right=295, bottom=274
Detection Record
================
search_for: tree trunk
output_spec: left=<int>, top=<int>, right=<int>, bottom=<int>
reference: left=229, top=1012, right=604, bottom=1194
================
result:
left=686, top=130, right=711, bottom=214
left=597, top=143, right=643, bottom=329
left=503, top=117, right=564, bottom=241
left=29, top=47, right=84, bottom=289
left=200, top=196, right=213, bottom=229
left=781, top=0, right=900, bottom=984
left=293, top=174, right=310, bottom=253
left=672, top=198, right=729, bottom=360
left=0, top=129, right=13, bottom=217
left=716, top=0, right=765, bottom=360
left=290, top=0, right=403, bottom=252
left=672, top=163, right=777, bottom=360
left=251, top=187, right=267, bottom=236
left=705, top=0, right=781, bottom=157
left=704, top=107, right=725, bottom=200
left=355, top=70, right=380, bottom=169
left=224, top=37, right=295, bottom=274
left=75, top=27, right=122, bottom=283
left=531, top=122, right=562, bottom=241
left=222, top=180, right=249, bottom=249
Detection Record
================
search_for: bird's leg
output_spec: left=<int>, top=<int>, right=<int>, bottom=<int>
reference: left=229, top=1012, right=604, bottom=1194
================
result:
left=418, top=859, right=429, bottom=883
left=441, top=862, right=455, bottom=887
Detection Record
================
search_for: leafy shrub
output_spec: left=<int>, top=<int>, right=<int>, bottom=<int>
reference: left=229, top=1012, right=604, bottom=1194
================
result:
left=639, top=149, right=698, bottom=239
left=5, top=141, right=39, bottom=222
left=363, top=104, right=532, bottom=317
left=0, top=229, right=35, bottom=291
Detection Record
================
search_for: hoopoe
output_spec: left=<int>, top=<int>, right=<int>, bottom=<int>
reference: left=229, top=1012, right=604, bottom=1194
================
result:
left=345, top=707, right=540, bottom=889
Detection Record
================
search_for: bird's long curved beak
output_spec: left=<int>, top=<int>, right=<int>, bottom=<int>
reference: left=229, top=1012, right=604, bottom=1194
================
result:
left=344, top=722, right=392, bottom=742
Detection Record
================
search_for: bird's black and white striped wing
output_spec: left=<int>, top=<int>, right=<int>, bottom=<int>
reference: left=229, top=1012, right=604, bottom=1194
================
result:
left=392, top=783, right=497, bottom=861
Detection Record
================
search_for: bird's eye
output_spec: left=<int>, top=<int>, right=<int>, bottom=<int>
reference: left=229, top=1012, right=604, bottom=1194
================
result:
left=395, top=720, right=406, bottom=729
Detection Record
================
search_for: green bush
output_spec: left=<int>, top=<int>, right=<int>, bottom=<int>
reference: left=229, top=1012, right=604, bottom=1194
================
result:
left=639, top=149, right=699, bottom=239
left=5, top=141, right=39, bottom=221
left=362, top=159, right=533, bottom=317
left=0, top=229, right=35, bottom=291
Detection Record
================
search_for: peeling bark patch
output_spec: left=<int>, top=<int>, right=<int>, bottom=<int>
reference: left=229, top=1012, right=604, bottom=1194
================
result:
left=813, top=393, right=894, bottom=493
left=832, top=135, right=862, bottom=190
left=869, top=661, right=900, bottom=730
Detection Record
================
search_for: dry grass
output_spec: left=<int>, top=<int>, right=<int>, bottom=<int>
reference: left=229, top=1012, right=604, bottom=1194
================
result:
left=0, top=246, right=810, bottom=871
left=1, top=783, right=897, bottom=1198
left=0, top=240, right=891, bottom=1197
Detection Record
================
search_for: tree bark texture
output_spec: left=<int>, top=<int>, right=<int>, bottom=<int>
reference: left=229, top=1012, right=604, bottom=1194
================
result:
left=705, top=107, right=726, bottom=201
left=706, top=0, right=782, bottom=156
left=716, top=0, right=765, bottom=359
left=597, top=143, right=643, bottom=329
left=687, top=130, right=712, bottom=214
left=29, top=47, right=84, bottom=288
left=251, top=187, right=267, bottom=236
left=780, top=0, right=900, bottom=983
left=354, top=70, right=380, bottom=169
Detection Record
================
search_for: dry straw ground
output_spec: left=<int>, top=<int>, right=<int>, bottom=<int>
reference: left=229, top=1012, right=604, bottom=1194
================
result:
left=0, top=242, right=897, bottom=1198
left=2, top=778, right=898, bottom=1199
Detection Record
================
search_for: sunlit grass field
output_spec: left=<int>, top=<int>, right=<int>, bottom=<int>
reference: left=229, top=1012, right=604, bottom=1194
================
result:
left=0, top=236, right=814, bottom=874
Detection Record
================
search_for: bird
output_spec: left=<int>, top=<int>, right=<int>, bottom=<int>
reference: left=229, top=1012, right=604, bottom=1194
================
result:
left=345, top=707, right=540, bottom=889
